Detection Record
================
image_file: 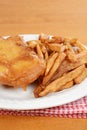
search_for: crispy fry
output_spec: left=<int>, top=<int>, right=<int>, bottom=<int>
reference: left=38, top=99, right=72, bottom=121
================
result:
left=39, top=33, right=49, bottom=43
left=71, top=40, right=87, bottom=52
left=76, top=41, right=87, bottom=51
left=39, top=65, right=85, bottom=97
left=70, top=38, right=77, bottom=44
left=41, top=45, right=47, bottom=53
left=44, top=51, right=49, bottom=60
left=51, top=51, right=87, bottom=81
left=74, top=67, right=87, bottom=84
left=41, top=45, right=48, bottom=60
left=36, top=44, right=44, bottom=59
left=66, top=42, right=77, bottom=62
left=51, top=36, right=64, bottom=43
left=32, top=34, right=87, bottom=97
left=39, top=34, right=65, bottom=44
left=34, top=84, right=45, bottom=98
left=47, top=43, right=62, bottom=52
left=43, top=52, right=66, bottom=85
left=59, top=80, right=73, bottom=91
left=27, top=40, right=38, bottom=48
left=66, top=50, right=77, bottom=62
left=45, top=52, right=58, bottom=76
left=66, top=42, right=75, bottom=53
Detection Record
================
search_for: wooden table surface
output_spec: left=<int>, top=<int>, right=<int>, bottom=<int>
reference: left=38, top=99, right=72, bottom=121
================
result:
left=0, top=0, right=87, bottom=129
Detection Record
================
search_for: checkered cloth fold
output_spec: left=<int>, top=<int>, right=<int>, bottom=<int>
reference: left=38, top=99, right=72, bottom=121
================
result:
left=0, top=96, right=87, bottom=118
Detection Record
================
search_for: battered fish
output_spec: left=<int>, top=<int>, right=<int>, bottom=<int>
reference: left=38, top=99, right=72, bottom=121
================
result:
left=0, top=36, right=45, bottom=89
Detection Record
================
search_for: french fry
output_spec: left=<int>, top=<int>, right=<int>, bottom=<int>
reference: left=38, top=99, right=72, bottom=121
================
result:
left=34, top=84, right=44, bottom=98
left=34, top=79, right=74, bottom=98
left=41, top=45, right=47, bottom=53
left=27, top=40, right=38, bottom=48
left=43, top=52, right=66, bottom=85
left=51, top=52, right=87, bottom=81
left=39, top=34, right=64, bottom=44
left=44, top=51, right=49, bottom=60
left=71, top=40, right=87, bottom=52
left=45, top=52, right=58, bottom=76
left=76, top=41, right=87, bottom=52
left=70, top=38, right=77, bottom=44
left=39, top=65, right=85, bottom=97
left=66, top=42, right=77, bottom=62
left=59, top=80, right=73, bottom=91
left=74, top=67, right=87, bottom=84
left=47, top=43, right=62, bottom=52
left=51, top=36, right=64, bottom=43
left=66, top=42, right=75, bottom=53
left=33, top=34, right=87, bottom=98
left=39, top=33, right=49, bottom=43
left=36, top=44, right=44, bottom=59
left=41, top=45, right=48, bottom=60
left=66, top=50, right=77, bottom=62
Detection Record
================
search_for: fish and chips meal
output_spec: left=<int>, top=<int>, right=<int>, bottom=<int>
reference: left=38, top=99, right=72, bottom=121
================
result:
left=0, top=34, right=87, bottom=98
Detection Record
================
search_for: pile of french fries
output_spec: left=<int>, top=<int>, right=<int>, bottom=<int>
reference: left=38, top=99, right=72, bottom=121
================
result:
left=27, top=34, right=87, bottom=98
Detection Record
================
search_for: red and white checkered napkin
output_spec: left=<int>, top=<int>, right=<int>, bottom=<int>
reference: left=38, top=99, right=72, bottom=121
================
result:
left=0, top=96, right=87, bottom=118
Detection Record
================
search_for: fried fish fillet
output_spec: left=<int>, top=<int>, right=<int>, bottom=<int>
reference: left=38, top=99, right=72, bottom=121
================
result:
left=0, top=37, right=45, bottom=89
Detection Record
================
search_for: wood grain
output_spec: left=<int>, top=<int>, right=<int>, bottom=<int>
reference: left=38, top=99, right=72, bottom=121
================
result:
left=0, top=0, right=87, bottom=130
left=0, top=0, right=87, bottom=43
left=0, top=116, right=87, bottom=130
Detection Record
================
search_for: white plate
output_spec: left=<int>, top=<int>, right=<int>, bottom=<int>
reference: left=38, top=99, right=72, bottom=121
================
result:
left=0, top=34, right=87, bottom=110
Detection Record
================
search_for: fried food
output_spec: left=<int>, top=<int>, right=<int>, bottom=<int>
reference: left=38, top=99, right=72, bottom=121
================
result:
left=0, top=37, right=45, bottom=89
left=51, top=52, right=87, bottom=81
left=47, top=43, right=63, bottom=52
left=74, top=68, right=87, bottom=84
left=34, top=79, right=73, bottom=98
left=60, top=80, right=73, bottom=91
left=39, top=65, right=85, bottom=97
left=27, top=40, right=38, bottom=49
left=0, top=34, right=87, bottom=98
left=42, top=52, right=66, bottom=85
left=65, top=42, right=77, bottom=62
left=36, top=44, right=44, bottom=58
left=45, top=52, right=58, bottom=76
left=34, top=34, right=87, bottom=97
left=41, top=45, right=48, bottom=60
